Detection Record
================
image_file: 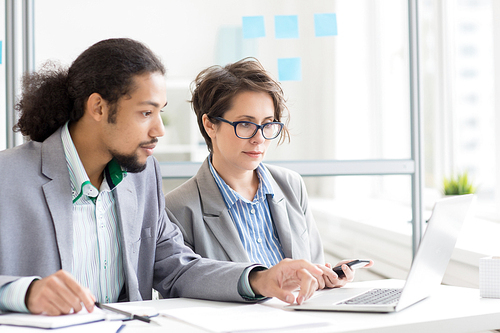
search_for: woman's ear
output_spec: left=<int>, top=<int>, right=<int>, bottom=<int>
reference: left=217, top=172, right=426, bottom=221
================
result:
left=202, top=114, right=217, bottom=139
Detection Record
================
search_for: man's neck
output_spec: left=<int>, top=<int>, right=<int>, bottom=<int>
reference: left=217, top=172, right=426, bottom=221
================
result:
left=68, top=122, right=110, bottom=189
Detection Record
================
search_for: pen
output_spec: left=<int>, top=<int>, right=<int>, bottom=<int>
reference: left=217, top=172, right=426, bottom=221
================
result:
left=94, top=302, right=152, bottom=324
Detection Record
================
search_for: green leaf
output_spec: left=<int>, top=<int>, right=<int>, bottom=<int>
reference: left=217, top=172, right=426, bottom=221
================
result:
left=443, top=171, right=476, bottom=195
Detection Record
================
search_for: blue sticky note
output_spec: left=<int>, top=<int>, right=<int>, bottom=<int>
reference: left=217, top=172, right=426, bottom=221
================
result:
left=314, top=13, right=338, bottom=37
left=275, top=15, right=299, bottom=39
left=242, top=16, right=266, bottom=39
left=0, top=41, right=2, bottom=65
left=278, top=58, right=302, bottom=81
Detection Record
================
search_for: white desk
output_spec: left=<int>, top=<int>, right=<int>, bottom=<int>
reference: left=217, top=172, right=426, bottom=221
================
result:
left=115, top=279, right=500, bottom=333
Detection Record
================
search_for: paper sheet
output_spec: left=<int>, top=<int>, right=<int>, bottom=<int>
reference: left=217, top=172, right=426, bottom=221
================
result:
left=0, top=304, right=157, bottom=330
left=314, top=13, right=338, bottom=37
left=0, top=308, right=108, bottom=329
left=278, top=57, right=302, bottom=81
left=0, top=320, right=123, bottom=333
left=274, top=15, right=299, bottom=39
left=161, top=304, right=328, bottom=332
left=242, top=16, right=266, bottom=39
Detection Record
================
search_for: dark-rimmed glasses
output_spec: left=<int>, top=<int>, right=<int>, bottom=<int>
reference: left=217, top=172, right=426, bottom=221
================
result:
left=211, top=116, right=284, bottom=140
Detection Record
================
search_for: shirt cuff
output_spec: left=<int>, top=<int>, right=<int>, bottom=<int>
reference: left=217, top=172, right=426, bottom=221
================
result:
left=237, top=264, right=268, bottom=301
left=0, top=277, right=39, bottom=313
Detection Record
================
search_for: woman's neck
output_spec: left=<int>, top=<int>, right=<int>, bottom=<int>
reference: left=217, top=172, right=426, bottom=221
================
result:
left=212, top=158, right=259, bottom=201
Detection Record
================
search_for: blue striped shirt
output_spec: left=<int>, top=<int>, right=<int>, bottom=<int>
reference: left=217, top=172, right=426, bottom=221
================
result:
left=0, top=123, right=126, bottom=312
left=209, top=157, right=285, bottom=267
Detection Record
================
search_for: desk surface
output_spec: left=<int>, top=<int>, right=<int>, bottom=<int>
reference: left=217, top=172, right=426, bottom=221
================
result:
left=115, top=279, right=500, bottom=333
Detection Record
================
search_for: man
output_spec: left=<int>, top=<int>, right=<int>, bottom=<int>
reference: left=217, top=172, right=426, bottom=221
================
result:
left=0, top=38, right=337, bottom=316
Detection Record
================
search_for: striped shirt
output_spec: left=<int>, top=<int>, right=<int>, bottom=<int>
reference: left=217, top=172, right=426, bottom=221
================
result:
left=62, top=122, right=125, bottom=304
left=0, top=123, right=126, bottom=312
left=0, top=277, right=38, bottom=312
left=209, top=157, right=285, bottom=267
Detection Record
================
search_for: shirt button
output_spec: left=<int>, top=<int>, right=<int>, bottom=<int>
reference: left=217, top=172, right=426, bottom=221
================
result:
left=257, top=238, right=262, bottom=243
left=250, top=208, right=255, bottom=214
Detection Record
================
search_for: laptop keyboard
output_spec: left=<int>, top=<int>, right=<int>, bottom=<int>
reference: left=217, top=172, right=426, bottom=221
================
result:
left=338, top=288, right=403, bottom=305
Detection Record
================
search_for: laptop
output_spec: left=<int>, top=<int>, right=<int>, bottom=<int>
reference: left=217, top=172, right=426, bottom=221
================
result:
left=288, top=194, right=474, bottom=313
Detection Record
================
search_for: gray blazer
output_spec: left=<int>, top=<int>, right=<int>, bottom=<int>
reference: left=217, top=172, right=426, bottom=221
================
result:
left=165, top=158, right=324, bottom=264
left=0, top=128, right=252, bottom=303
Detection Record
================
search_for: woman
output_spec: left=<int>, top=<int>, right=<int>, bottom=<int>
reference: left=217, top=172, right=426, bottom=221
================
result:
left=165, top=58, right=369, bottom=288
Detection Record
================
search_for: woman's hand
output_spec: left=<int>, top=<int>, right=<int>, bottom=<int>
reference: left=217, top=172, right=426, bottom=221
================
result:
left=315, top=259, right=374, bottom=289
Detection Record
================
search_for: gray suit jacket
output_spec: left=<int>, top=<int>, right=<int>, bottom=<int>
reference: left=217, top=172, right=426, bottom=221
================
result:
left=0, top=128, right=252, bottom=303
left=165, top=158, right=324, bottom=264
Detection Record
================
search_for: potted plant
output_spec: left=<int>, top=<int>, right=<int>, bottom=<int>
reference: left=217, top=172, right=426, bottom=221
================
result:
left=443, top=171, right=476, bottom=195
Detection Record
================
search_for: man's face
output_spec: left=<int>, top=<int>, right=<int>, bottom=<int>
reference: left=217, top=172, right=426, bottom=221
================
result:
left=103, top=72, right=167, bottom=172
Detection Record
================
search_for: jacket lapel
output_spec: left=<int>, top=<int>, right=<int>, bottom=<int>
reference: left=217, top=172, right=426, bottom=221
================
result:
left=40, top=127, right=141, bottom=300
left=197, top=159, right=249, bottom=262
left=41, top=128, right=74, bottom=271
left=266, top=168, right=293, bottom=258
left=114, top=178, right=141, bottom=301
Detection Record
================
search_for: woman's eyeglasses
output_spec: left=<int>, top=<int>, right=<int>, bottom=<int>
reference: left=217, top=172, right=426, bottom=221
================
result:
left=211, top=116, right=284, bottom=140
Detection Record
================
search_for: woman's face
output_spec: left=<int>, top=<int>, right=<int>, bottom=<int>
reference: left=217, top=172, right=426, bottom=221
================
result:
left=205, top=90, right=275, bottom=177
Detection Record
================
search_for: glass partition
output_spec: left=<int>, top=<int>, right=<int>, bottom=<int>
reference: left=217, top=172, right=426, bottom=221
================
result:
left=34, top=0, right=411, bottom=164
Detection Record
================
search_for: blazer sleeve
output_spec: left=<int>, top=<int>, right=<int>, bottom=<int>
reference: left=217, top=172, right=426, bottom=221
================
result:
left=153, top=209, right=251, bottom=301
left=151, top=160, right=254, bottom=302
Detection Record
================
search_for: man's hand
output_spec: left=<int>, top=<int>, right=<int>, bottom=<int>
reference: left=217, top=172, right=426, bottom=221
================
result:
left=26, top=270, right=95, bottom=316
left=248, top=258, right=336, bottom=305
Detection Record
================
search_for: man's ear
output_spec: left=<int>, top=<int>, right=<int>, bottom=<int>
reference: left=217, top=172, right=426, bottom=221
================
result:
left=85, top=93, right=107, bottom=121
left=202, top=114, right=217, bottom=139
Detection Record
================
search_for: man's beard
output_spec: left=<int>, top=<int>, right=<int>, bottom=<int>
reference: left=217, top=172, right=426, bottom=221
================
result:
left=112, top=151, right=147, bottom=173
left=110, top=138, right=158, bottom=173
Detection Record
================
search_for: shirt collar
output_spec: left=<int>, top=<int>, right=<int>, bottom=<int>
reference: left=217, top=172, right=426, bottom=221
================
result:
left=256, top=163, right=274, bottom=198
left=208, top=155, right=274, bottom=209
left=61, top=122, right=127, bottom=203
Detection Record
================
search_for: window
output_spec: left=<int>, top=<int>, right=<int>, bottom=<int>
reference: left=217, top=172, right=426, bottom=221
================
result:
left=419, top=0, right=498, bottom=220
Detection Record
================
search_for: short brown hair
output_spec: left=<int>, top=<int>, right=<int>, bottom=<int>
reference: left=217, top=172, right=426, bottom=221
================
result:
left=190, top=57, right=289, bottom=152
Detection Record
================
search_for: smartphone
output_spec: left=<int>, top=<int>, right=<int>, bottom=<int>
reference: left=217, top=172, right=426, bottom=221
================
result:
left=332, top=259, right=371, bottom=278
